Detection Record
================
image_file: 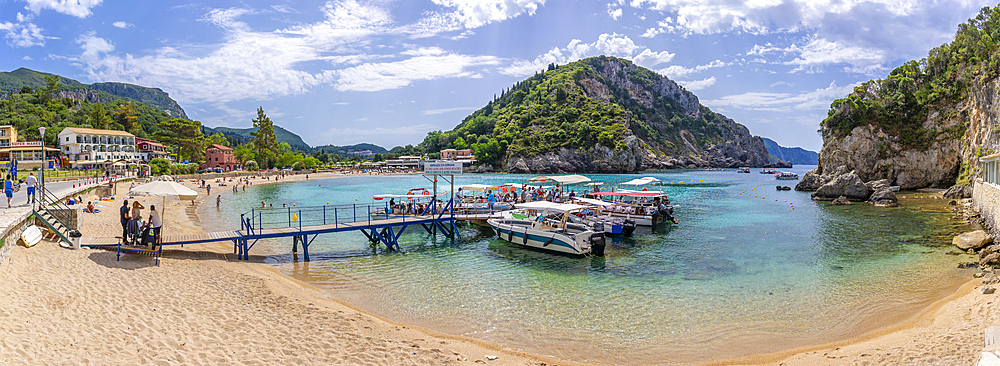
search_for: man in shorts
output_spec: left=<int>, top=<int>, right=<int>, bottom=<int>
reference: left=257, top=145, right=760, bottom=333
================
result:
left=24, top=172, right=36, bottom=204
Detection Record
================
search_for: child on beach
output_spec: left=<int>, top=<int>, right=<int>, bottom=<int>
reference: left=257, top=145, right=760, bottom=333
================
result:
left=216, top=195, right=221, bottom=208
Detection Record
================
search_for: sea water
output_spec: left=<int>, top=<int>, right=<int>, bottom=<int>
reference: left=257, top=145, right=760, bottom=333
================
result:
left=200, top=166, right=974, bottom=365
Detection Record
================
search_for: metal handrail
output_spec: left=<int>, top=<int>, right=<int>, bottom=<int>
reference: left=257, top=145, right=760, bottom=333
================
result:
left=38, top=187, right=73, bottom=232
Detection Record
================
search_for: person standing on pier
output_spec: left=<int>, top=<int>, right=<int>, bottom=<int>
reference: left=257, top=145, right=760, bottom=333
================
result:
left=120, top=200, right=130, bottom=244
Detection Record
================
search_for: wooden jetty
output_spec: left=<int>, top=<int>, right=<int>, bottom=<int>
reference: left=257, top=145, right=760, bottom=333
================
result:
left=84, top=199, right=460, bottom=265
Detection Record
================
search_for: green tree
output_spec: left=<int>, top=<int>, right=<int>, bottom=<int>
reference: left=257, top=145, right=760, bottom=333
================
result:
left=113, top=103, right=140, bottom=133
left=233, top=142, right=256, bottom=164
left=154, top=118, right=206, bottom=162
left=207, top=132, right=228, bottom=147
left=37, top=75, right=61, bottom=104
left=250, top=107, right=278, bottom=168
left=90, top=104, right=111, bottom=129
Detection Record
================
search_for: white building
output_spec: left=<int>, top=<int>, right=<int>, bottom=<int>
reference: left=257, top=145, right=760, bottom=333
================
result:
left=57, top=127, right=141, bottom=162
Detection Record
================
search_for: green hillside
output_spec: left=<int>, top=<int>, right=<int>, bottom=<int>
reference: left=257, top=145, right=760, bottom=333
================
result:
left=0, top=68, right=188, bottom=119
left=401, top=56, right=755, bottom=166
left=762, top=138, right=818, bottom=165
left=202, top=125, right=311, bottom=152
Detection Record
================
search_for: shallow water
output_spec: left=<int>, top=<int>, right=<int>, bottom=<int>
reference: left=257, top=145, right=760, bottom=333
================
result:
left=199, top=167, right=975, bottom=365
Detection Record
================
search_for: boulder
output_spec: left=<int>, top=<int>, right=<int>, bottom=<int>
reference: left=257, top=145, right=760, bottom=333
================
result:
left=982, top=244, right=1000, bottom=259
left=982, top=252, right=1000, bottom=266
left=868, top=187, right=898, bottom=207
left=812, top=170, right=871, bottom=201
left=831, top=196, right=852, bottom=205
left=795, top=167, right=825, bottom=191
left=954, top=230, right=994, bottom=251
left=943, top=184, right=972, bottom=199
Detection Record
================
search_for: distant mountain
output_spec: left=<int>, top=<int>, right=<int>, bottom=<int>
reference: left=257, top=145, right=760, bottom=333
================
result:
left=201, top=125, right=312, bottom=152
left=762, top=137, right=818, bottom=165
left=0, top=68, right=188, bottom=119
left=314, top=143, right=389, bottom=156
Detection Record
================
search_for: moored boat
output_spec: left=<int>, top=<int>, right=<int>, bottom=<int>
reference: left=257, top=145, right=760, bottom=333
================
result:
left=583, top=191, right=677, bottom=226
left=488, top=201, right=607, bottom=256
left=774, top=171, right=799, bottom=180
left=760, top=168, right=776, bottom=174
left=738, top=167, right=751, bottom=173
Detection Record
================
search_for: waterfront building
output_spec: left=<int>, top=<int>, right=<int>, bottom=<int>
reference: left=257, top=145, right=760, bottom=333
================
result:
left=202, top=143, right=237, bottom=171
left=440, top=148, right=474, bottom=160
left=135, top=137, right=169, bottom=161
left=57, top=127, right=140, bottom=163
left=385, top=155, right=421, bottom=170
left=0, top=125, right=59, bottom=168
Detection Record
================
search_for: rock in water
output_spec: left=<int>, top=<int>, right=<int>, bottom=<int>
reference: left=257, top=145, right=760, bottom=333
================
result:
left=943, top=184, right=972, bottom=199
left=831, top=196, right=852, bottom=205
left=868, top=187, right=898, bottom=207
left=812, top=170, right=871, bottom=201
left=795, top=167, right=824, bottom=191
left=954, top=230, right=994, bottom=251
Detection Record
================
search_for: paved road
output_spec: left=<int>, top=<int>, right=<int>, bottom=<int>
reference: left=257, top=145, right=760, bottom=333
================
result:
left=1, top=175, right=128, bottom=210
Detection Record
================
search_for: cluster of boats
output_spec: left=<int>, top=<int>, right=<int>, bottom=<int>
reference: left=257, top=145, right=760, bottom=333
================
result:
left=369, top=175, right=678, bottom=257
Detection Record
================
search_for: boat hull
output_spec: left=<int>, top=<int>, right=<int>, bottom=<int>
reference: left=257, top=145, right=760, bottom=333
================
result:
left=488, top=219, right=597, bottom=256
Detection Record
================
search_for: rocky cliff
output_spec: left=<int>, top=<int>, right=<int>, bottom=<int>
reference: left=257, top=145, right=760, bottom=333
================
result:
left=801, top=77, right=1000, bottom=192
left=413, top=56, right=780, bottom=173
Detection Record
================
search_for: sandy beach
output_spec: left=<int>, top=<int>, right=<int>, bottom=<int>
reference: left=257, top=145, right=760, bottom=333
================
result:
left=0, top=172, right=994, bottom=366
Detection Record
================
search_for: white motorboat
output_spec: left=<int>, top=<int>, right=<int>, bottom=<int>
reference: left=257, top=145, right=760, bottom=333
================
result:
left=488, top=201, right=607, bottom=256
left=774, top=171, right=799, bottom=180
left=584, top=191, right=677, bottom=226
left=569, top=197, right=637, bottom=236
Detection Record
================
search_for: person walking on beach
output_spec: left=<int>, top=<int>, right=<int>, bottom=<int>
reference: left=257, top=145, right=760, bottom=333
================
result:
left=24, top=172, right=36, bottom=205
left=206, top=184, right=211, bottom=196
left=4, top=174, right=13, bottom=208
left=216, top=195, right=221, bottom=208
left=120, top=200, right=130, bottom=244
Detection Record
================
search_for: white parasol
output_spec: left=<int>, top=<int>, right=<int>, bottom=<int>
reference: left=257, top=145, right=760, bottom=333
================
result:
left=129, top=181, right=200, bottom=229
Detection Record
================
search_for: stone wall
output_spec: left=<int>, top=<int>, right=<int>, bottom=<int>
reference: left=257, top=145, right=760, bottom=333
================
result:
left=973, top=178, right=1000, bottom=237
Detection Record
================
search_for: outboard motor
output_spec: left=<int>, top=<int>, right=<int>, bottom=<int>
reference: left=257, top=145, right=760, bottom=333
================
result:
left=592, top=221, right=605, bottom=233
left=590, top=233, right=606, bottom=257
left=622, top=219, right=636, bottom=237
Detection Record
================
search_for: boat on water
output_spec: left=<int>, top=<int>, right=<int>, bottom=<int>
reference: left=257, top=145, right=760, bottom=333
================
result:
left=583, top=191, right=677, bottom=226
left=738, top=167, right=751, bottom=173
left=569, top=197, right=637, bottom=237
left=455, top=184, right=515, bottom=214
left=774, top=171, right=799, bottom=180
left=488, top=201, right=607, bottom=256
left=369, top=188, right=448, bottom=219
left=760, top=168, right=776, bottom=174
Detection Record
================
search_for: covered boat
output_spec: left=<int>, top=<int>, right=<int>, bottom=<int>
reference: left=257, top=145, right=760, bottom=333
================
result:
left=584, top=191, right=677, bottom=226
left=370, top=188, right=447, bottom=219
left=488, top=201, right=606, bottom=256
left=774, top=171, right=799, bottom=180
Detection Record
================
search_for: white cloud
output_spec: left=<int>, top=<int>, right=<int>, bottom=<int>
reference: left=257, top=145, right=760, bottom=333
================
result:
left=608, top=7, right=623, bottom=20
left=22, top=55, right=32, bottom=60
left=500, top=33, right=673, bottom=76
left=334, top=50, right=500, bottom=92
left=23, top=0, right=103, bottom=18
left=632, top=0, right=992, bottom=73
left=702, top=81, right=858, bottom=113
left=70, top=1, right=502, bottom=104
left=657, top=59, right=725, bottom=79
left=408, top=0, right=545, bottom=36
left=112, top=21, right=131, bottom=29
left=0, top=12, right=52, bottom=47
left=678, top=76, right=715, bottom=91
left=421, top=107, right=477, bottom=115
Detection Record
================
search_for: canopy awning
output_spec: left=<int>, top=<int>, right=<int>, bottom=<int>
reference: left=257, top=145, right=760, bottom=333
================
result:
left=571, top=197, right=616, bottom=207
left=621, top=177, right=660, bottom=185
left=528, top=174, right=592, bottom=185
left=589, top=191, right=664, bottom=197
left=515, top=201, right=589, bottom=212
left=460, top=184, right=512, bottom=192
left=129, top=181, right=198, bottom=200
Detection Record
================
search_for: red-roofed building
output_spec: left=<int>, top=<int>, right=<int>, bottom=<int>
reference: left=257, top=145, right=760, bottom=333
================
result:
left=135, top=137, right=168, bottom=161
left=202, top=144, right=237, bottom=171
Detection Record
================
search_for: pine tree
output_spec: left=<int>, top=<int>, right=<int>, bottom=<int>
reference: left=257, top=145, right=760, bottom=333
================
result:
left=251, top=107, right=279, bottom=168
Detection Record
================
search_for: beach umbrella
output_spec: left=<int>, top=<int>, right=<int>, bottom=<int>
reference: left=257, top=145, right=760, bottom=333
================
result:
left=129, top=180, right=199, bottom=228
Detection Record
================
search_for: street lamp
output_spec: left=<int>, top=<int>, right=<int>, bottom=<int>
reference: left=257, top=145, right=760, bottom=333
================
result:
left=38, top=126, right=45, bottom=205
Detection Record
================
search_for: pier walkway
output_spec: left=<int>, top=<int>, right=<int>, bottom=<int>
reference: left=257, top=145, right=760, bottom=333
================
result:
left=86, top=199, right=459, bottom=264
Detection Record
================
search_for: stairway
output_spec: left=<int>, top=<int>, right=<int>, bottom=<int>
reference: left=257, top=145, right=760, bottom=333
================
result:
left=33, top=188, right=74, bottom=247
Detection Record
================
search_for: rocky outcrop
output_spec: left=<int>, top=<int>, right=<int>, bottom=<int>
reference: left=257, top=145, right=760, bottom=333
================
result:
left=868, top=187, right=898, bottom=207
left=944, top=184, right=973, bottom=199
left=811, top=170, right=870, bottom=201
left=954, top=230, right=993, bottom=251
left=831, top=196, right=852, bottom=205
left=795, top=166, right=847, bottom=191
left=505, top=136, right=647, bottom=173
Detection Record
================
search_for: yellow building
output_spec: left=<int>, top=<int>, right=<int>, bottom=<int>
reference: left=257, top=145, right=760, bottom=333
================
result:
left=0, top=125, right=59, bottom=168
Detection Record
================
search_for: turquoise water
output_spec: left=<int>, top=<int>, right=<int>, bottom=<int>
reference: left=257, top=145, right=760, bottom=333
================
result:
left=199, top=167, right=973, bottom=365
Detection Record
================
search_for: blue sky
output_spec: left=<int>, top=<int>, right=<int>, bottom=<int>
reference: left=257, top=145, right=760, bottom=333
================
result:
left=0, top=0, right=995, bottom=152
